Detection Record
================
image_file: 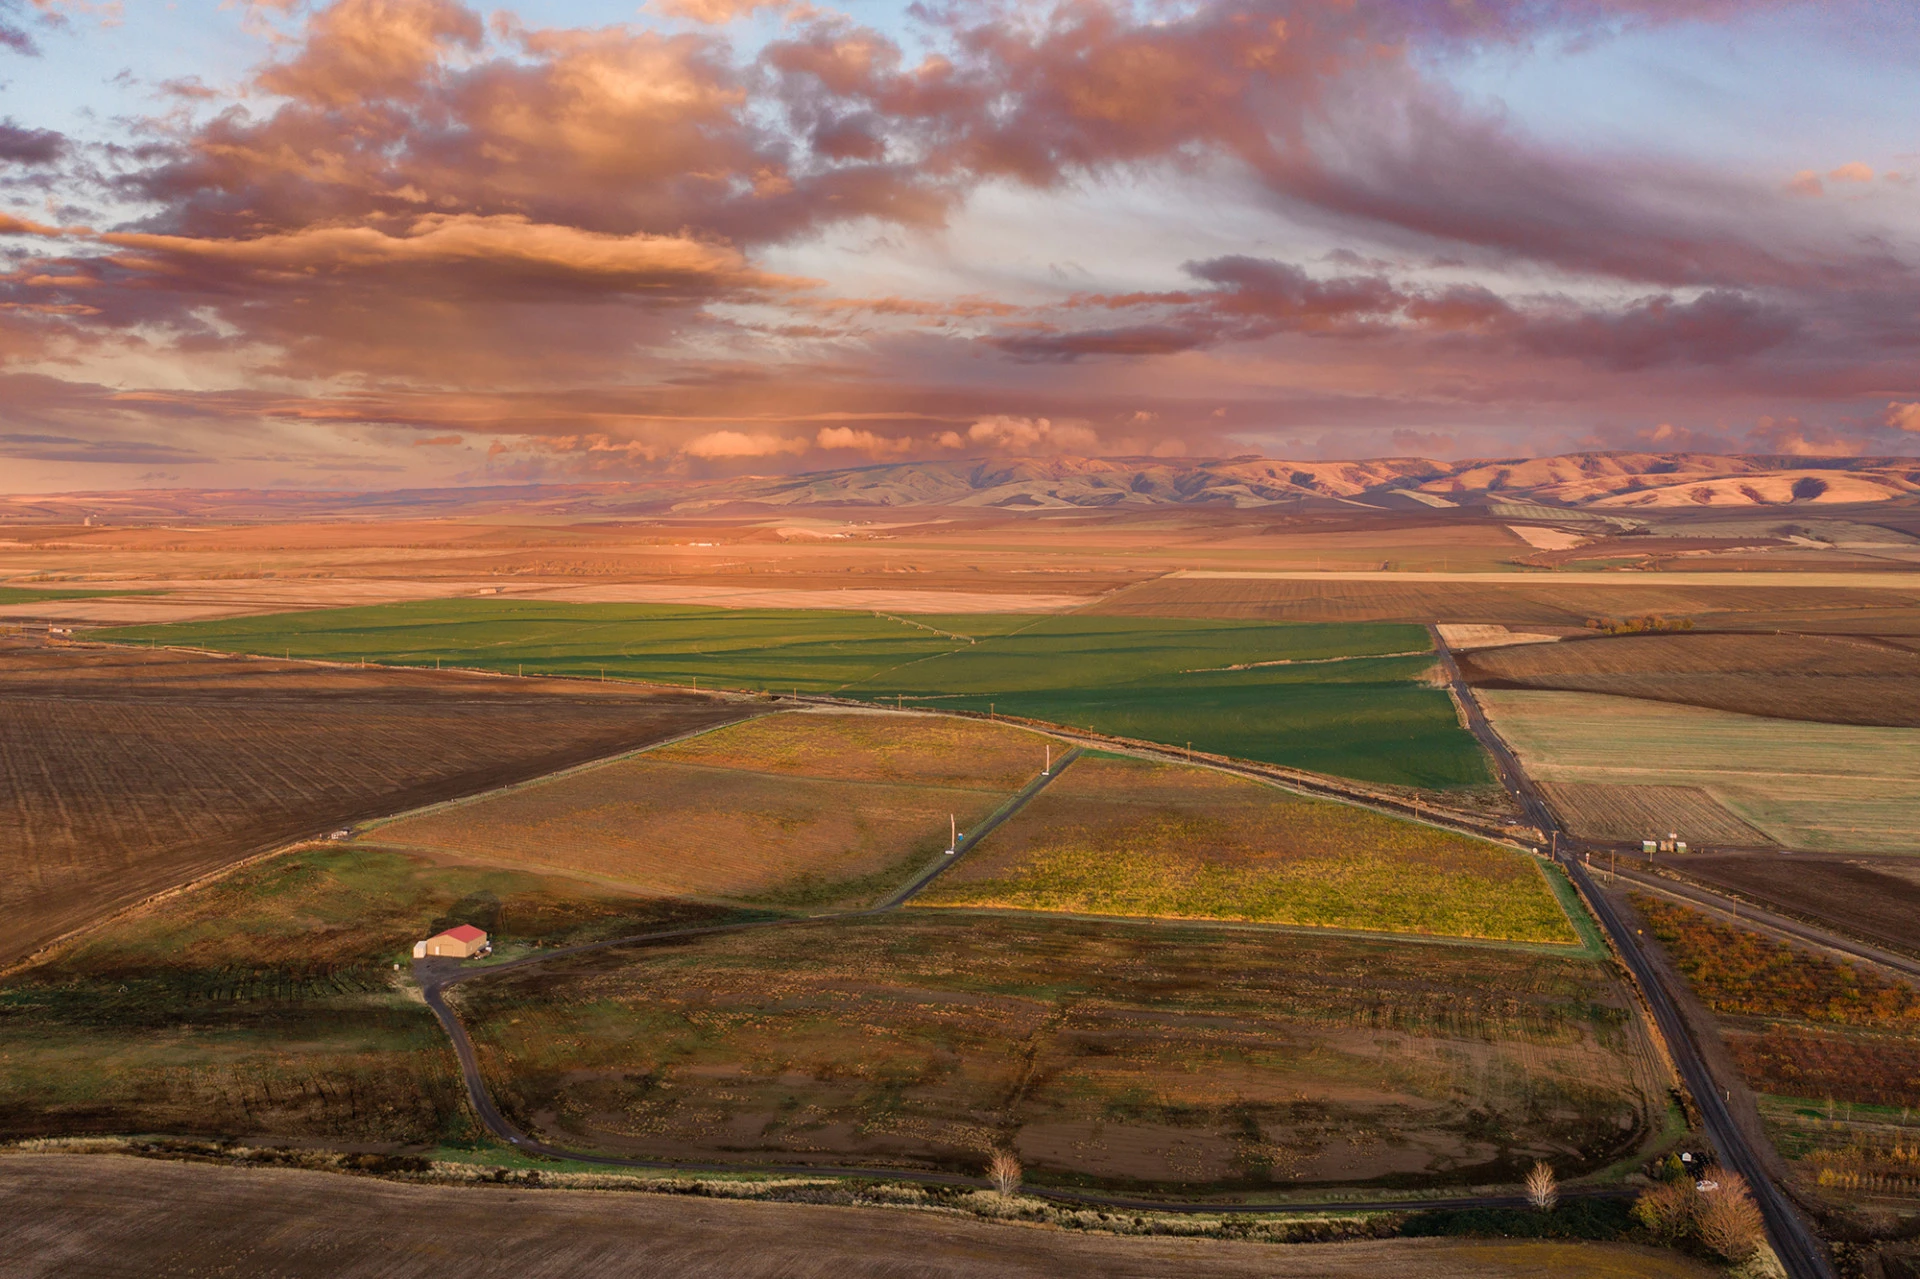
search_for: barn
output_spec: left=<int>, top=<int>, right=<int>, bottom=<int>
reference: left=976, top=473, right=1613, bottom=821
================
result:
left=412, top=924, right=490, bottom=960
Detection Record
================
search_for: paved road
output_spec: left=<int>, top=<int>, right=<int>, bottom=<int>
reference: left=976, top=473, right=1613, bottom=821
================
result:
left=1430, top=629, right=1835, bottom=1279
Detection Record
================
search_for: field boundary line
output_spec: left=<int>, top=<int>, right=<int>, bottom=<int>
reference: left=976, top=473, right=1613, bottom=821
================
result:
left=875, top=748, right=1084, bottom=908
left=1534, top=860, right=1607, bottom=959
left=1178, top=649, right=1430, bottom=673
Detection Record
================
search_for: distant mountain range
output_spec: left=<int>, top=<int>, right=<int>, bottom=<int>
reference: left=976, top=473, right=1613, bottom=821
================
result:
left=679, top=453, right=1920, bottom=513
left=5, top=453, right=1919, bottom=523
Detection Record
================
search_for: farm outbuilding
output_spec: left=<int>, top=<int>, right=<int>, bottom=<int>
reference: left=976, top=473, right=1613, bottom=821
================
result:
left=413, top=924, right=490, bottom=959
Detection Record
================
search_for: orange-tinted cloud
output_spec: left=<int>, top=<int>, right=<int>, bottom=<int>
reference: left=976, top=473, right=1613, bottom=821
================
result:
left=1, top=0, right=1915, bottom=486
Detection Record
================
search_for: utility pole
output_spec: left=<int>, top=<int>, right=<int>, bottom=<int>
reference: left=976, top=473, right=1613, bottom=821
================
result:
left=1044, top=745, right=1050, bottom=776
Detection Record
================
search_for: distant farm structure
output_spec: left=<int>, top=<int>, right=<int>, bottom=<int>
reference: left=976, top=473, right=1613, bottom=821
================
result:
left=414, top=924, right=490, bottom=959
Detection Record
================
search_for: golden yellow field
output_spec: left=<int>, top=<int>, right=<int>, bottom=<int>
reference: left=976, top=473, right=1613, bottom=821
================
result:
left=364, top=712, right=1054, bottom=908
left=917, top=755, right=1577, bottom=943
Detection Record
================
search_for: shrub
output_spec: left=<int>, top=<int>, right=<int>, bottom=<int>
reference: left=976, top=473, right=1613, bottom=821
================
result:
left=1696, top=1172, right=1766, bottom=1264
left=1632, top=1180, right=1697, bottom=1243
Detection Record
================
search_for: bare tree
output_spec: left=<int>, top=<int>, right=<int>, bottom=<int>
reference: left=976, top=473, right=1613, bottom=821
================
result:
left=988, top=1150, right=1022, bottom=1198
left=1696, top=1172, right=1766, bottom=1263
left=1525, top=1160, right=1559, bottom=1211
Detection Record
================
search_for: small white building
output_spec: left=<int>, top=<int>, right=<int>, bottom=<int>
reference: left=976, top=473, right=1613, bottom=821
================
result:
left=413, top=924, right=490, bottom=959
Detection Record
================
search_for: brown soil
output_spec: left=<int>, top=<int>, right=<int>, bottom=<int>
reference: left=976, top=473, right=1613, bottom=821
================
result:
left=459, top=912, right=1663, bottom=1192
left=1663, top=854, right=1920, bottom=957
left=1460, top=631, right=1920, bottom=726
left=1535, top=783, right=1775, bottom=847
left=0, top=640, right=748, bottom=965
left=370, top=713, right=1048, bottom=907
left=0, top=1153, right=1720, bottom=1279
left=1089, top=575, right=1919, bottom=626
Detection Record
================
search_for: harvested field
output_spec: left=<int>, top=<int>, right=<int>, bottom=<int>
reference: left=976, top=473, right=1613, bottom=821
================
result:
left=1088, top=574, right=1920, bottom=626
left=459, top=912, right=1666, bottom=1191
left=456, top=906, right=1658, bottom=1182
left=1666, top=854, right=1920, bottom=957
left=0, top=845, right=738, bottom=1143
left=367, top=713, right=1052, bottom=909
left=1460, top=632, right=1920, bottom=727
left=0, top=1153, right=1726, bottom=1279
left=1475, top=689, right=1920, bottom=853
left=918, top=755, right=1575, bottom=943
left=1534, top=783, right=1774, bottom=847
left=0, top=640, right=745, bottom=965
left=1434, top=624, right=1565, bottom=649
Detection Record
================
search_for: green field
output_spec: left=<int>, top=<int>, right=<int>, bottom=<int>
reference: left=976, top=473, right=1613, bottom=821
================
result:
left=919, top=755, right=1576, bottom=943
left=95, top=602, right=1487, bottom=788
left=0, top=846, right=757, bottom=1144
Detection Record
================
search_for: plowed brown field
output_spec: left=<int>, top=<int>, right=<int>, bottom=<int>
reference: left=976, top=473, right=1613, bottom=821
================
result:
left=0, top=1153, right=1723, bottom=1279
left=1666, top=854, right=1920, bottom=956
left=1089, top=576, right=1916, bottom=626
left=0, top=641, right=747, bottom=965
left=1535, top=782, right=1774, bottom=846
left=1461, top=632, right=1920, bottom=726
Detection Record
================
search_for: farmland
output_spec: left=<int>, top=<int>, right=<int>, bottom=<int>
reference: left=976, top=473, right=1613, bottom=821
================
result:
left=96, top=604, right=1488, bottom=788
left=364, top=713, right=1053, bottom=909
left=0, top=640, right=747, bottom=965
left=1533, top=783, right=1773, bottom=846
left=0, top=844, right=741, bottom=1144
left=0, top=1154, right=1729, bottom=1279
left=1089, top=573, right=1920, bottom=628
left=1460, top=632, right=1920, bottom=727
left=456, top=910, right=1667, bottom=1191
left=1475, top=688, right=1920, bottom=852
left=1633, top=896, right=1920, bottom=1029
left=95, top=600, right=1009, bottom=692
left=918, top=755, right=1575, bottom=943
left=1664, top=854, right=1920, bottom=956
left=1631, top=895, right=1920, bottom=1227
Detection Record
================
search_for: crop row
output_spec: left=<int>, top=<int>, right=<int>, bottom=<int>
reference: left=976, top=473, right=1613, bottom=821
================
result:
left=1635, top=897, right=1920, bottom=1026
left=1725, top=1027, right=1920, bottom=1110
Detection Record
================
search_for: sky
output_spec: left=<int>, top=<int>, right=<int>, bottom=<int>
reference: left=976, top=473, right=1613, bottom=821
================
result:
left=1, top=0, right=1918, bottom=493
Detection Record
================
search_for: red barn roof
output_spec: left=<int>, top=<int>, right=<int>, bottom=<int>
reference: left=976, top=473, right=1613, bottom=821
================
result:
left=438, top=924, right=486, bottom=943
